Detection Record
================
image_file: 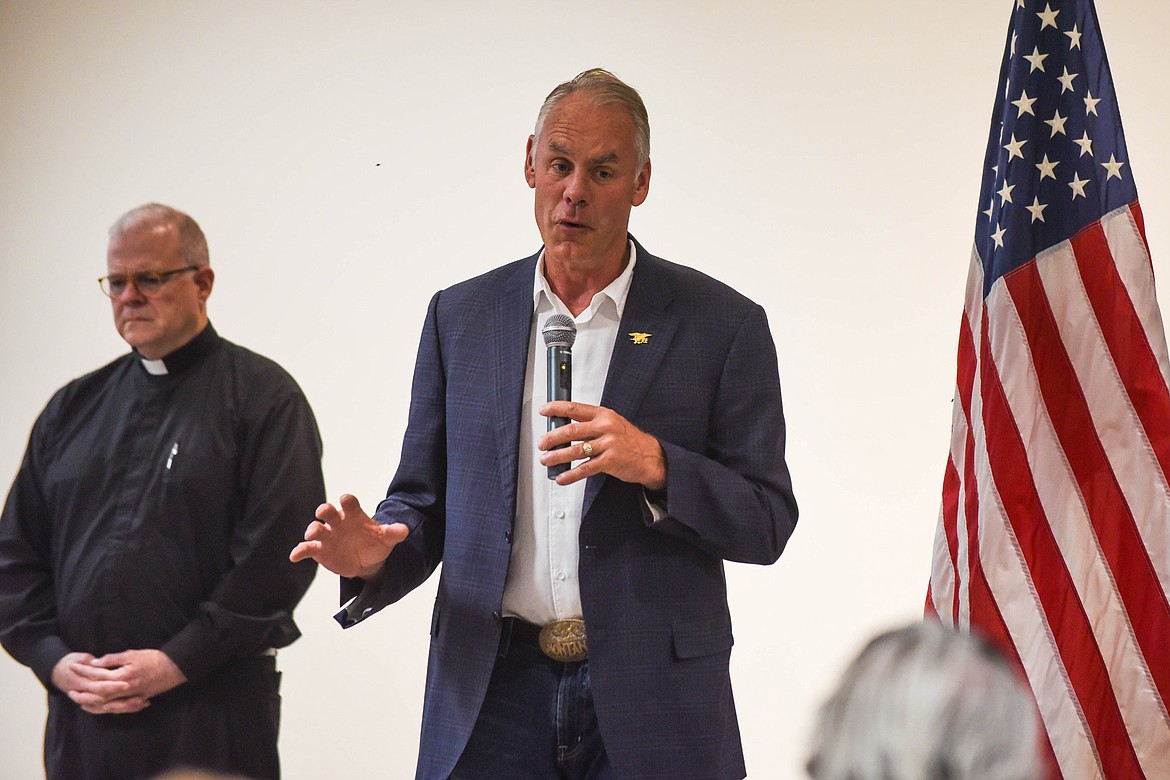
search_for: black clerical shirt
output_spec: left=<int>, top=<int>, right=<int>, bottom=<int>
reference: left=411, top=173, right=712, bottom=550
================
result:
left=0, top=324, right=324, bottom=687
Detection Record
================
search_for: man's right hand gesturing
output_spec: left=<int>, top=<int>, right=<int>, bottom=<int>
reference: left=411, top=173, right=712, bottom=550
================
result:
left=289, top=493, right=408, bottom=579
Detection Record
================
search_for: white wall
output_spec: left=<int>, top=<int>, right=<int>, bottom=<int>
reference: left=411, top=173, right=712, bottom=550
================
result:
left=1, top=2, right=1168, bottom=778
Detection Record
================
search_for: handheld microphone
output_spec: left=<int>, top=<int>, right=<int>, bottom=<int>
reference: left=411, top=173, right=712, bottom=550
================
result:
left=542, top=314, right=576, bottom=480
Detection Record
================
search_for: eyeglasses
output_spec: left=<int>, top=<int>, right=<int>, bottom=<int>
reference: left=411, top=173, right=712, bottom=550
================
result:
left=98, top=265, right=200, bottom=298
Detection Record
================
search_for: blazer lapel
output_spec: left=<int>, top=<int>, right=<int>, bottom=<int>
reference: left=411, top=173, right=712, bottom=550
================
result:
left=584, top=247, right=679, bottom=515
left=491, top=254, right=539, bottom=522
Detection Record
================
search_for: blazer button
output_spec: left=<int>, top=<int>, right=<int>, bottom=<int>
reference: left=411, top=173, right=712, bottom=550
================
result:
left=492, top=611, right=501, bottom=623
left=504, top=529, right=513, bottom=544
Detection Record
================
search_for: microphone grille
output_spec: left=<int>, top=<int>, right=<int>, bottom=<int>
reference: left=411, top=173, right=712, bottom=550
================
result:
left=542, top=314, right=577, bottom=348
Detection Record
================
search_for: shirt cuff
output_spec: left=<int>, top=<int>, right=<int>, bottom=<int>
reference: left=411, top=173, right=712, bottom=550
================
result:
left=642, top=487, right=668, bottom=524
left=28, top=635, right=74, bottom=690
left=335, top=567, right=390, bottom=629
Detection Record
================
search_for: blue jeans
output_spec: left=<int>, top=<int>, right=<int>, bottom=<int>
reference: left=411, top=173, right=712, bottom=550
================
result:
left=449, top=623, right=612, bottom=779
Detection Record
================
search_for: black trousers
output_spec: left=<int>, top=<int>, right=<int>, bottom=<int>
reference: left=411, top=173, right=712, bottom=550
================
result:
left=44, top=655, right=281, bottom=780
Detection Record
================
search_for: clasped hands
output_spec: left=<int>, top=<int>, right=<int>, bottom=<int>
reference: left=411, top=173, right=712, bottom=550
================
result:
left=290, top=401, right=665, bottom=577
left=51, top=649, right=187, bottom=715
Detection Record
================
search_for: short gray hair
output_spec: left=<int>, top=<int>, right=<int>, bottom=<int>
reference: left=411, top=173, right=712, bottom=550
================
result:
left=532, top=68, right=650, bottom=168
left=807, top=621, right=1042, bottom=780
left=109, top=203, right=210, bottom=268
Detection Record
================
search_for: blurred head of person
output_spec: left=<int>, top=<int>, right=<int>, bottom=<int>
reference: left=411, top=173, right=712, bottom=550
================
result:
left=807, top=620, right=1042, bottom=780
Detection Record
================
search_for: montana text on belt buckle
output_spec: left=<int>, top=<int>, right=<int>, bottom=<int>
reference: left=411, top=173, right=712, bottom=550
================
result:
left=538, top=618, right=588, bottom=662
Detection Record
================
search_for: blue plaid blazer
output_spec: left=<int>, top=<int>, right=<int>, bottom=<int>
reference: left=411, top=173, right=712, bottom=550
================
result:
left=344, top=238, right=798, bottom=779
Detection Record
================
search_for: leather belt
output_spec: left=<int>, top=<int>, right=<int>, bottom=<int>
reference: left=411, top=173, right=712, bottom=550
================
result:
left=503, top=617, right=588, bottom=663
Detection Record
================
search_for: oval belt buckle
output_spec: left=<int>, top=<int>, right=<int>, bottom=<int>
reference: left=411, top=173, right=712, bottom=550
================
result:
left=538, top=618, right=588, bottom=662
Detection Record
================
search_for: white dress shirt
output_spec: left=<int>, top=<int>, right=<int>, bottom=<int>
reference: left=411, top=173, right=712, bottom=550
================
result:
left=500, top=242, right=638, bottom=625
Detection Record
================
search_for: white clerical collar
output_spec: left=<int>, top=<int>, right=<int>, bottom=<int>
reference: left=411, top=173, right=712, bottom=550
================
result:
left=140, top=357, right=168, bottom=375
left=133, top=323, right=219, bottom=376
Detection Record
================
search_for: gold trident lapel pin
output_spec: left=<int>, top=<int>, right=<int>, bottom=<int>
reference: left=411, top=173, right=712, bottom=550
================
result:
left=628, top=332, right=652, bottom=345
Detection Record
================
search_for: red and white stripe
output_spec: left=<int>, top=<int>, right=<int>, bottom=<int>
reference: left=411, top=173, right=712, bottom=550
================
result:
left=928, top=203, right=1170, bottom=779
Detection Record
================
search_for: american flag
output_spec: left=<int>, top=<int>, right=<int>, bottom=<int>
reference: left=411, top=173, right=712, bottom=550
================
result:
left=926, top=1, right=1170, bottom=777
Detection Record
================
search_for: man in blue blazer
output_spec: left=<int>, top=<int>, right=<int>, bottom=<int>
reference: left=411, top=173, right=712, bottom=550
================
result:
left=292, top=69, right=798, bottom=779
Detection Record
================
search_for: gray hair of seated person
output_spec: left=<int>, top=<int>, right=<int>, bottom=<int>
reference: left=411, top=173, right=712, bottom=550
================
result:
left=806, top=620, right=1042, bottom=780
left=151, top=771, right=251, bottom=780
